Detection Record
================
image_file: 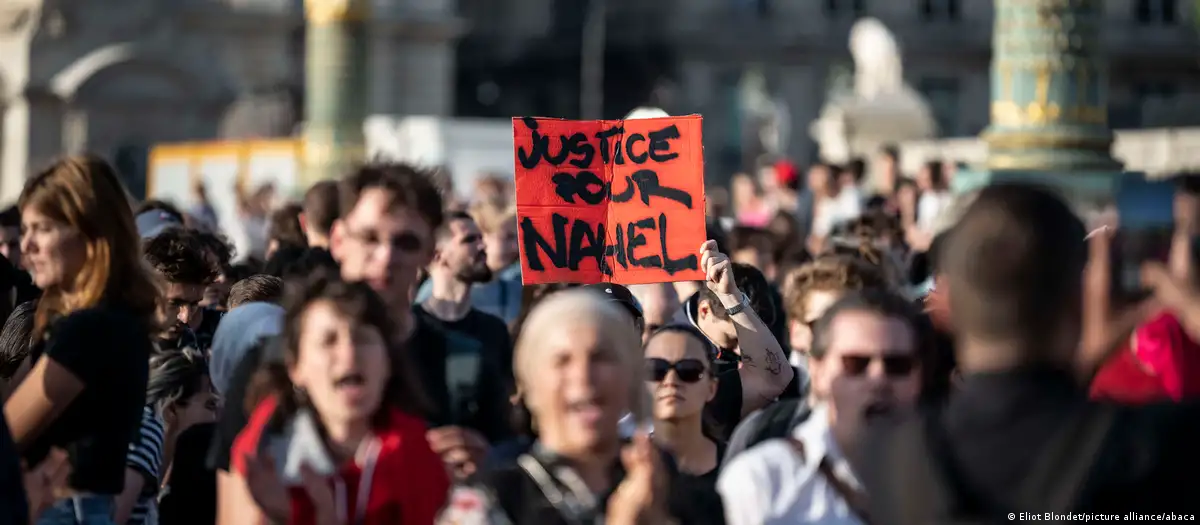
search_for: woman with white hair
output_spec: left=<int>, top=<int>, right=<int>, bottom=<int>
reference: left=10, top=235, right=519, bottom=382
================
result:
left=436, top=289, right=681, bottom=524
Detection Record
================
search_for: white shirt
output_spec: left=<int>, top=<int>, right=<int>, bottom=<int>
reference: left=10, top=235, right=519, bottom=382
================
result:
left=717, top=404, right=866, bottom=525
left=812, top=188, right=863, bottom=238
left=917, top=190, right=951, bottom=233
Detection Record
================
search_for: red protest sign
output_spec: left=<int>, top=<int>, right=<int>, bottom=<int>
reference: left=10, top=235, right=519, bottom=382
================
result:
left=512, top=115, right=707, bottom=285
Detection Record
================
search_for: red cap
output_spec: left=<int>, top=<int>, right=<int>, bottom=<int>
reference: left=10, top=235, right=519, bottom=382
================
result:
left=774, top=160, right=798, bottom=186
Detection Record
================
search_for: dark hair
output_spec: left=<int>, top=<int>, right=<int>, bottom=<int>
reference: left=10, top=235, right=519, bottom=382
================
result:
left=846, top=158, right=867, bottom=183
left=257, top=271, right=431, bottom=425
left=0, top=300, right=36, bottom=380
left=944, top=183, right=1086, bottom=345
left=263, top=245, right=309, bottom=278
left=0, top=206, right=18, bottom=229
left=224, top=262, right=260, bottom=284
left=195, top=231, right=235, bottom=273
left=880, top=144, right=900, bottom=162
left=699, top=262, right=776, bottom=325
left=339, top=163, right=445, bottom=233
left=136, top=199, right=185, bottom=224
left=268, top=203, right=308, bottom=250
left=810, top=289, right=920, bottom=360
left=727, top=226, right=776, bottom=261
left=436, top=210, right=476, bottom=243
left=706, top=220, right=729, bottom=256
left=303, top=180, right=341, bottom=237
left=923, top=160, right=947, bottom=190
left=142, top=227, right=221, bottom=286
left=227, top=274, right=285, bottom=309
left=146, top=348, right=210, bottom=415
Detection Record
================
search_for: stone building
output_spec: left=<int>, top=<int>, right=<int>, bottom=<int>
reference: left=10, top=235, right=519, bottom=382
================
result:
left=456, top=0, right=1200, bottom=179
left=0, top=0, right=461, bottom=202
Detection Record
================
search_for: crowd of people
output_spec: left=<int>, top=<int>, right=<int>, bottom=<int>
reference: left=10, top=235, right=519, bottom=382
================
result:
left=0, top=146, right=1196, bottom=525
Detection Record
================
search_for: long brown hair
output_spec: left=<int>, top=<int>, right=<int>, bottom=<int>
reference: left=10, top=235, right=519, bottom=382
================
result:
left=19, top=156, right=158, bottom=338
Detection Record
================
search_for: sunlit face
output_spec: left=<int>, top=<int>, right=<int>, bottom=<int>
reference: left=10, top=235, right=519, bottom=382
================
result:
left=0, top=226, right=22, bottom=269
left=166, top=375, right=220, bottom=432
left=809, top=310, right=921, bottom=426
left=160, top=282, right=206, bottom=341
left=523, top=317, right=628, bottom=456
left=436, top=218, right=491, bottom=284
left=643, top=331, right=716, bottom=422
left=483, top=219, right=519, bottom=272
left=289, top=300, right=391, bottom=426
left=788, top=289, right=844, bottom=356
left=20, top=208, right=87, bottom=291
left=807, top=166, right=832, bottom=197
left=330, top=188, right=433, bottom=310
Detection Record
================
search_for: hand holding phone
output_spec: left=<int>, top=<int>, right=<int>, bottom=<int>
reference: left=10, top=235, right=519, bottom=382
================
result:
left=1113, top=175, right=1177, bottom=301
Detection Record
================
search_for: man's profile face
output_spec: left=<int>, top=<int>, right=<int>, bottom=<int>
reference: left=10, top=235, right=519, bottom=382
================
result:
left=0, top=226, right=22, bottom=269
left=697, top=299, right=738, bottom=350
left=438, top=218, right=492, bottom=284
left=810, top=310, right=920, bottom=425
left=330, top=188, right=433, bottom=308
left=161, top=282, right=206, bottom=340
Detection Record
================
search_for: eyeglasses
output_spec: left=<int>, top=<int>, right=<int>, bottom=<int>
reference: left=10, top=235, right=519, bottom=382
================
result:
left=840, top=354, right=917, bottom=377
left=644, top=358, right=708, bottom=383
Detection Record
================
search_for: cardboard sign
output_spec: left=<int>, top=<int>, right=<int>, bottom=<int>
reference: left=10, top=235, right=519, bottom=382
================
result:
left=512, top=115, right=707, bottom=285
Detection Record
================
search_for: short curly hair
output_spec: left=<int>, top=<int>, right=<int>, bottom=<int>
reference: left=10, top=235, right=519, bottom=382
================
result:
left=143, top=227, right=221, bottom=286
left=781, top=255, right=888, bottom=323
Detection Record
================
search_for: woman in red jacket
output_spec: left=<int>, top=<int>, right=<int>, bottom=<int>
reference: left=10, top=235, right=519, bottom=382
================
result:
left=219, top=273, right=449, bottom=525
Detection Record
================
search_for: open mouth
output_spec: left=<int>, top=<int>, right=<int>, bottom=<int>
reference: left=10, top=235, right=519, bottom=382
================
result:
left=565, top=397, right=605, bottom=424
left=863, top=400, right=893, bottom=419
left=334, top=373, right=367, bottom=391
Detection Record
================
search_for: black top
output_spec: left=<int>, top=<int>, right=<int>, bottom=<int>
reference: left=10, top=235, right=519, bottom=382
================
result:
left=705, top=362, right=744, bottom=443
left=0, top=408, right=27, bottom=525
left=160, top=424, right=217, bottom=525
left=670, top=441, right=727, bottom=525
left=860, top=366, right=1200, bottom=522
left=206, top=339, right=268, bottom=472
left=406, top=310, right=513, bottom=442
left=24, top=307, right=152, bottom=494
left=414, top=306, right=515, bottom=384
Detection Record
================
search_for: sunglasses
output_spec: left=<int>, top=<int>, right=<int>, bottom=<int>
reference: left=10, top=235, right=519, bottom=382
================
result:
left=645, top=358, right=708, bottom=383
left=840, top=354, right=917, bottom=377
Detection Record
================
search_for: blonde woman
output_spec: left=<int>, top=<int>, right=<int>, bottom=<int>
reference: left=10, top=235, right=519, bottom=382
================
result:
left=438, top=289, right=686, bottom=524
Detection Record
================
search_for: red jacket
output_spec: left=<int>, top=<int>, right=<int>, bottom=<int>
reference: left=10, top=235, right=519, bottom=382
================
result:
left=1090, top=312, right=1200, bottom=404
left=233, top=397, right=449, bottom=525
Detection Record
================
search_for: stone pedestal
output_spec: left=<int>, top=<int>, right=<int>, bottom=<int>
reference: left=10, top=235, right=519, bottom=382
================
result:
left=957, top=0, right=1131, bottom=203
left=300, top=0, right=370, bottom=191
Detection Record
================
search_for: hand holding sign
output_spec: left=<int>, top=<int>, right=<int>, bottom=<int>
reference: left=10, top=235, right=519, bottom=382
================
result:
left=513, top=115, right=707, bottom=285
left=700, top=240, right=736, bottom=296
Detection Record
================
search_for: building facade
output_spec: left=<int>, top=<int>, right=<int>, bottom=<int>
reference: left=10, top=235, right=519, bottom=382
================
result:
left=0, top=0, right=461, bottom=202
left=455, top=0, right=1200, bottom=180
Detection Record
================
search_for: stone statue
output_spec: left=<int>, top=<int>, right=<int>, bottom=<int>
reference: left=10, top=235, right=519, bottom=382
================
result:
left=849, top=18, right=903, bottom=100
left=810, top=18, right=937, bottom=173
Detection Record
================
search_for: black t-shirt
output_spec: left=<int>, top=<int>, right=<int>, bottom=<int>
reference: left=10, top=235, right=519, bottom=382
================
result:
left=24, top=307, right=152, bottom=494
left=160, top=424, right=216, bottom=525
left=0, top=409, right=27, bottom=525
left=706, top=351, right=744, bottom=443
left=414, top=306, right=515, bottom=384
left=670, top=440, right=727, bottom=525
left=207, top=340, right=268, bottom=472
left=407, top=311, right=513, bottom=442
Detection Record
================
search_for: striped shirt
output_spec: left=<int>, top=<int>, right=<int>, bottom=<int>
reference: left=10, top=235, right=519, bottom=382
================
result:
left=125, top=406, right=165, bottom=525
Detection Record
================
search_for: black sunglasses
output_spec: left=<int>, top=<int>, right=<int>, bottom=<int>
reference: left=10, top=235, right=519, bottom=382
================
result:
left=840, top=354, right=917, bottom=377
left=645, top=358, right=708, bottom=383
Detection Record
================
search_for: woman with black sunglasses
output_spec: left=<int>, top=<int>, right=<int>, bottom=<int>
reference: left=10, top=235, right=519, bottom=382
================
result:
left=643, top=324, right=727, bottom=525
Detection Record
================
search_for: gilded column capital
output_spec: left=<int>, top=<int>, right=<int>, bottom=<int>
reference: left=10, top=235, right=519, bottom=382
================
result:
left=305, top=0, right=370, bottom=24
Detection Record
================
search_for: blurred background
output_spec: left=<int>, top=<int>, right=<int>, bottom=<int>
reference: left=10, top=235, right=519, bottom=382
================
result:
left=0, top=0, right=1198, bottom=204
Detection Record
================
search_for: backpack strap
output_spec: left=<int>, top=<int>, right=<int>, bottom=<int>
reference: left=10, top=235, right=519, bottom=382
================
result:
left=444, top=331, right=483, bottom=425
left=786, top=438, right=873, bottom=525
left=751, top=399, right=803, bottom=448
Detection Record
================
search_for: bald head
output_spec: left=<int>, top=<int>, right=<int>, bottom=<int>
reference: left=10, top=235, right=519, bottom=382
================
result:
left=629, top=283, right=681, bottom=344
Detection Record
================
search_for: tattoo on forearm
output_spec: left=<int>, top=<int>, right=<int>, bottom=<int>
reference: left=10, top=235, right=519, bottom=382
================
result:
left=763, top=348, right=784, bottom=375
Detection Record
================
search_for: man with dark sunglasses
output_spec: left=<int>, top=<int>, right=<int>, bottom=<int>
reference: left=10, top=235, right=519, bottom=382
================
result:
left=719, top=289, right=921, bottom=525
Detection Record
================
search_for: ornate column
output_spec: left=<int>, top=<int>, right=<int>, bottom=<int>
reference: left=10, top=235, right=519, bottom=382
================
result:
left=955, top=0, right=1127, bottom=204
left=300, top=0, right=370, bottom=190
